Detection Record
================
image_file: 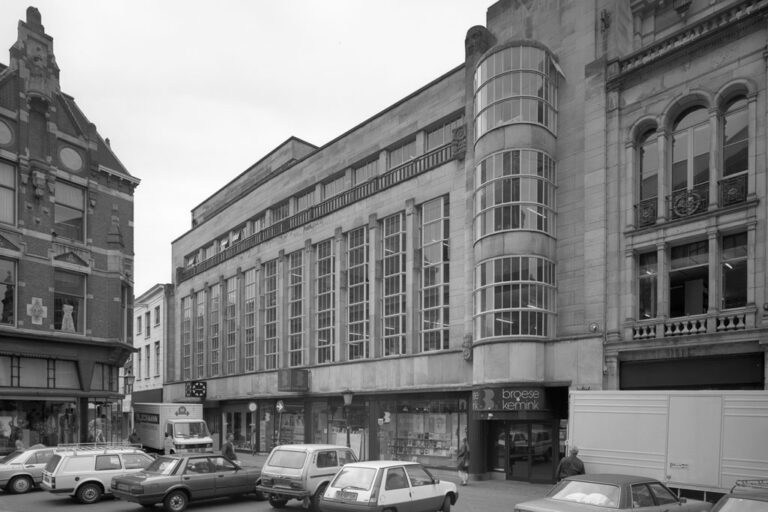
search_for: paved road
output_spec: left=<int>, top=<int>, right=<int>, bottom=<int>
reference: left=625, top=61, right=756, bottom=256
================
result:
left=0, top=450, right=551, bottom=512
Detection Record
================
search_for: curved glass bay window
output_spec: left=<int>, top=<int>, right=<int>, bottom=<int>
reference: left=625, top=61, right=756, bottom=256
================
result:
left=474, top=150, right=556, bottom=239
left=474, top=256, right=555, bottom=339
left=474, top=45, right=559, bottom=139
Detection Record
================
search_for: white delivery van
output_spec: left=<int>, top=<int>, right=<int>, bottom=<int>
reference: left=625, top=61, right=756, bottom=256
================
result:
left=568, top=390, right=768, bottom=501
left=133, top=403, right=213, bottom=454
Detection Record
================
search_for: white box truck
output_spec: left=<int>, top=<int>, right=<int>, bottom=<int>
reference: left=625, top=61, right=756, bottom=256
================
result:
left=568, top=390, right=768, bottom=501
left=133, top=403, right=213, bottom=454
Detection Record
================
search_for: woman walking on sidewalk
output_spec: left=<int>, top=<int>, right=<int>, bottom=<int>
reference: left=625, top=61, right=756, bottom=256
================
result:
left=457, top=437, right=470, bottom=485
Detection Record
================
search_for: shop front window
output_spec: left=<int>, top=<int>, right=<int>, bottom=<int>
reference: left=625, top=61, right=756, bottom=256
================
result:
left=0, top=400, right=81, bottom=454
left=377, top=398, right=467, bottom=469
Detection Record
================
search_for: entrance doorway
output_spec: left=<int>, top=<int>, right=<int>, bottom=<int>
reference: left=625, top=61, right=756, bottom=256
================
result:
left=489, top=421, right=556, bottom=482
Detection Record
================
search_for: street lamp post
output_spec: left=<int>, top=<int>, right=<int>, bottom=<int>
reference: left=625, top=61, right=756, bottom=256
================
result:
left=341, top=389, right=354, bottom=449
left=123, top=372, right=135, bottom=435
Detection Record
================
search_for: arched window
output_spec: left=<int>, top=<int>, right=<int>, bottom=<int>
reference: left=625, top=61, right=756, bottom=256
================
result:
left=638, top=129, right=658, bottom=201
left=671, top=106, right=710, bottom=193
left=723, top=96, right=748, bottom=177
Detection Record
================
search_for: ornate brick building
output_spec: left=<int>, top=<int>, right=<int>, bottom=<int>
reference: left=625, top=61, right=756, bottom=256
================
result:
left=0, top=8, right=139, bottom=450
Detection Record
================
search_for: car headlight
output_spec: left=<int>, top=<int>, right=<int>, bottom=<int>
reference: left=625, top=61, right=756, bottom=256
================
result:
left=130, top=485, right=145, bottom=494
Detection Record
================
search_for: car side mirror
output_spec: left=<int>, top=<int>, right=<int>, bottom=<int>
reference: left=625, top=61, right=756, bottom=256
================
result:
left=679, top=497, right=687, bottom=504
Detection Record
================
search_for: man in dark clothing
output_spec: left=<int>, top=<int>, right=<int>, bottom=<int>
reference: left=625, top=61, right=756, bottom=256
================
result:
left=556, top=446, right=585, bottom=481
left=223, top=433, right=238, bottom=462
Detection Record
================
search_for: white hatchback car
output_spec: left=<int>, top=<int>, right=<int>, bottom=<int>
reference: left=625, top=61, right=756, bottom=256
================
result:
left=319, top=460, right=458, bottom=512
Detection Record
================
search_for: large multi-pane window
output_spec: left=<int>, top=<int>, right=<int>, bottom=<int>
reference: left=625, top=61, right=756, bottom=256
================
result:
left=323, top=174, right=346, bottom=200
left=638, top=129, right=658, bottom=201
left=347, top=227, right=369, bottom=360
left=288, top=251, right=304, bottom=367
left=0, top=258, right=14, bottom=325
left=181, top=296, right=192, bottom=380
left=271, top=202, right=289, bottom=224
left=671, top=107, right=710, bottom=216
left=296, top=190, right=314, bottom=212
left=426, top=117, right=464, bottom=152
left=638, top=252, right=657, bottom=320
left=194, top=290, right=206, bottom=378
left=243, top=269, right=257, bottom=372
left=388, top=139, right=416, bottom=169
left=263, top=260, right=279, bottom=370
left=474, top=256, right=555, bottom=339
left=722, top=233, right=747, bottom=309
left=0, top=161, right=14, bottom=225
left=54, top=270, right=85, bottom=333
left=209, top=284, right=220, bottom=376
left=723, top=97, right=748, bottom=176
left=474, top=45, right=559, bottom=139
left=225, top=277, right=238, bottom=374
left=54, top=181, right=85, bottom=241
left=382, top=213, right=406, bottom=356
left=352, top=160, right=377, bottom=185
left=669, top=240, right=708, bottom=318
left=315, top=239, right=335, bottom=363
left=421, top=197, right=449, bottom=351
left=475, top=149, right=556, bottom=238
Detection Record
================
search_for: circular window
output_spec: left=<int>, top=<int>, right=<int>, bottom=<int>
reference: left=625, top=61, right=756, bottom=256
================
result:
left=59, top=146, right=83, bottom=172
left=0, top=121, right=12, bottom=146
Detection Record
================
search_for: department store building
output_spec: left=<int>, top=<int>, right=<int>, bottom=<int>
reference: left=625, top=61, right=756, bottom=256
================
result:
left=167, top=0, right=768, bottom=483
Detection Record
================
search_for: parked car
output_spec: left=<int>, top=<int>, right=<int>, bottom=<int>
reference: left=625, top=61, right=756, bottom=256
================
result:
left=0, top=444, right=54, bottom=494
left=711, top=480, right=768, bottom=512
left=111, top=454, right=263, bottom=512
left=255, top=444, right=357, bottom=511
left=41, top=444, right=154, bottom=504
left=514, top=474, right=713, bottom=512
left=319, top=460, right=458, bottom=512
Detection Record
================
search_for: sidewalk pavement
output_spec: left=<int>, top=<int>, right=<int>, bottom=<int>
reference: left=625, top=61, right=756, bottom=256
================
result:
left=234, top=449, right=552, bottom=509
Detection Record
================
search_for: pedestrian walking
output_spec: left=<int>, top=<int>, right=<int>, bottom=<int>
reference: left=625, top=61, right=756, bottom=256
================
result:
left=457, top=437, right=469, bottom=485
left=164, top=432, right=173, bottom=454
left=223, top=433, right=238, bottom=462
left=556, top=445, right=585, bottom=481
left=128, top=430, right=141, bottom=447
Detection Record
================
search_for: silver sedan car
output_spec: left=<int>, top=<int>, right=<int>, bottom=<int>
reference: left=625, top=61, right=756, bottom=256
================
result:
left=0, top=444, right=54, bottom=494
left=515, top=474, right=712, bottom=512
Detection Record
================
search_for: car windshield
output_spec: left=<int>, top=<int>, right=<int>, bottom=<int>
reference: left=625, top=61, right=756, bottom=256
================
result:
left=331, top=466, right=377, bottom=491
left=551, top=481, right=621, bottom=508
left=144, top=456, right=180, bottom=475
left=0, top=451, right=22, bottom=464
left=715, top=497, right=768, bottom=512
left=174, top=421, right=210, bottom=438
left=267, top=450, right=307, bottom=469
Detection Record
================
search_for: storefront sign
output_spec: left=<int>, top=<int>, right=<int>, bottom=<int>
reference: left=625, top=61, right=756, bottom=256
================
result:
left=278, top=369, right=309, bottom=392
left=472, top=387, right=546, bottom=412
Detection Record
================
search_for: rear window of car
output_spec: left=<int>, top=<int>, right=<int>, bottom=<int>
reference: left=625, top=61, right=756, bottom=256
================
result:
left=44, top=454, right=62, bottom=473
left=331, top=466, right=377, bottom=491
left=145, top=456, right=180, bottom=475
left=715, top=496, right=768, bottom=512
left=268, top=449, right=307, bottom=469
left=30, top=450, right=54, bottom=464
left=123, top=453, right=152, bottom=470
left=551, top=481, right=620, bottom=508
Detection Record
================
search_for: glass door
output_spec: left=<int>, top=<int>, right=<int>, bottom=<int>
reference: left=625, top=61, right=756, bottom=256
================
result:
left=508, top=423, right=530, bottom=480
left=507, top=422, right=556, bottom=482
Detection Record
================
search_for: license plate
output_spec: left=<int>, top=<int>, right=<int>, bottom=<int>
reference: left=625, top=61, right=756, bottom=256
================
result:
left=336, top=491, right=358, bottom=500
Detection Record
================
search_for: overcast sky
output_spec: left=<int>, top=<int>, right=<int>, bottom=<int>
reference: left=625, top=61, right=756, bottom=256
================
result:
left=0, top=0, right=489, bottom=295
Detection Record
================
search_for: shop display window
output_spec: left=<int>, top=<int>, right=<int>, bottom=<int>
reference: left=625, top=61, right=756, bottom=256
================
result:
left=377, top=398, right=467, bottom=468
left=0, top=400, right=81, bottom=454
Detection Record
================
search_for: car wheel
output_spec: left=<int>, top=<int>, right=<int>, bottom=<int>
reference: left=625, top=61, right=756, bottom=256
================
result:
left=163, top=490, right=189, bottom=512
left=76, top=482, right=103, bottom=504
left=9, top=475, right=33, bottom=494
left=268, top=494, right=288, bottom=508
left=441, top=496, right=452, bottom=512
left=311, top=483, right=328, bottom=512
